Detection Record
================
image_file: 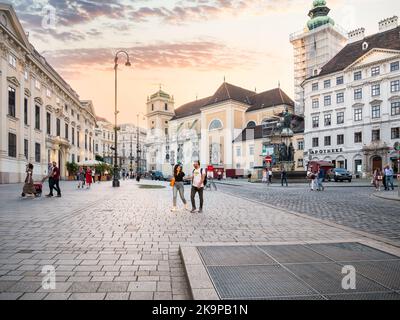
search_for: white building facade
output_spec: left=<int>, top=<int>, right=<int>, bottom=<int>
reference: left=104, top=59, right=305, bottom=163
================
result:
left=303, top=18, right=400, bottom=176
left=94, top=117, right=114, bottom=164
left=0, top=4, right=96, bottom=183
left=118, top=123, right=147, bottom=175
left=290, top=0, right=347, bottom=115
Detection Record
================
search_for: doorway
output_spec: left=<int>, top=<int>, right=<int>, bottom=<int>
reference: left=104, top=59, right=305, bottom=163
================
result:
left=372, top=156, right=382, bottom=171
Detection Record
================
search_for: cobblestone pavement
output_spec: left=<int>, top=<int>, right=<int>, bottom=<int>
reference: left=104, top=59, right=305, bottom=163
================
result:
left=217, top=182, right=400, bottom=245
left=0, top=180, right=390, bottom=300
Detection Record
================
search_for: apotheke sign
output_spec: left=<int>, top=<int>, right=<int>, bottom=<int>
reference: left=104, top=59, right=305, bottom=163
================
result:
left=309, top=148, right=344, bottom=155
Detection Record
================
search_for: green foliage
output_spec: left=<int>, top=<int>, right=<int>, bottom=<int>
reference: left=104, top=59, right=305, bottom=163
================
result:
left=66, top=161, right=79, bottom=176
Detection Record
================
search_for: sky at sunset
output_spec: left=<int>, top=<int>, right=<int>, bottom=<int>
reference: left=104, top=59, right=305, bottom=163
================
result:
left=7, top=0, right=400, bottom=127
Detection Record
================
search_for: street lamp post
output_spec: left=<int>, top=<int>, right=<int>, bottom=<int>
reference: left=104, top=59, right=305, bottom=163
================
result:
left=136, top=113, right=145, bottom=182
left=113, top=50, right=131, bottom=188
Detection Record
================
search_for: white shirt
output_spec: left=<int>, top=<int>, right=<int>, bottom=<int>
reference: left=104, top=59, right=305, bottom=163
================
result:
left=192, top=168, right=204, bottom=188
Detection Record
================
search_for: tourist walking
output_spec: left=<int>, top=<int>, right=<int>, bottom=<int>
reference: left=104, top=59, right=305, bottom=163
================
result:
left=281, top=168, right=288, bottom=187
left=22, top=163, right=36, bottom=198
left=77, top=167, right=85, bottom=189
left=317, top=167, right=325, bottom=191
left=373, top=168, right=383, bottom=191
left=190, top=161, right=206, bottom=213
left=262, top=169, right=268, bottom=184
left=171, top=164, right=188, bottom=212
left=46, top=161, right=61, bottom=197
left=268, top=169, right=273, bottom=185
left=92, top=168, right=96, bottom=183
left=307, top=168, right=315, bottom=191
left=86, top=167, right=93, bottom=189
left=384, top=165, right=395, bottom=191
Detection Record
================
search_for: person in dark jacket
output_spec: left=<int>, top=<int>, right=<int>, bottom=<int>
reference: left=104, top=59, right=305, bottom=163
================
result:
left=281, top=168, right=288, bottom=187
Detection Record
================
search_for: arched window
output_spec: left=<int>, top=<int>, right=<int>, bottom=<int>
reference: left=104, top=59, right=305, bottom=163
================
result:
left=209, top=119, right=223, bottom=130
left=246, top=121, right=256, bottom=128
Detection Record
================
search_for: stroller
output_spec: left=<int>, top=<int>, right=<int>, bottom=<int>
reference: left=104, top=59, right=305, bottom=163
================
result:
left=21, top=182, right=43, bottom=198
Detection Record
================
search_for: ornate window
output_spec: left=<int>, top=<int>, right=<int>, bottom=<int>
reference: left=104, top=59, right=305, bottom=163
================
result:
left=246, top=121, right=256, bottom=128
left=209, top=119, right=223, bottom=130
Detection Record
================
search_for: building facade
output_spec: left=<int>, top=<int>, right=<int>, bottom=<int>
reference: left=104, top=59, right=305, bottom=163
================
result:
left=302, top=17, right=400, bottom=176
left=146, top=82, right=301, bottom=176
left=118, top=123, right=147, bottom=175
left=145, top=89, right=175, bottom=173
left=233, top=115, right=305, bottom=177
left=94, top=116, right=114, bottom=164
left=290, top=0, right=347, bottom=115
left=0, top=4, right=96, bottom=183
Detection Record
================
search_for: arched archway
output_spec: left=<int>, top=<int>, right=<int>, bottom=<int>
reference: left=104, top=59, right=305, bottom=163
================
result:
left=371, top=155, right=382, bottom=171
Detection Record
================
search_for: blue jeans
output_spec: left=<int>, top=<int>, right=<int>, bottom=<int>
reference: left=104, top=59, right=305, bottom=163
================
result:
left=386, top=175, right=394, bottom=190
left=173, top=182, right=186, bottom=206
left=318, top=178, right=324, bottom=190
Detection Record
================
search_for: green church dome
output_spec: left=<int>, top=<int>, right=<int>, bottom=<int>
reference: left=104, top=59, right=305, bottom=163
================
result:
left=307, top=16, right=335, bottom=30
left=307, top=0, right=334, bottom=30
left=313, top=0, right=327, bottom=7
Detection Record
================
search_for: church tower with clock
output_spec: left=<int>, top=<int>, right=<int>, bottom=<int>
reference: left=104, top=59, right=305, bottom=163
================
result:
left=290, top=0, right=348, bottom=115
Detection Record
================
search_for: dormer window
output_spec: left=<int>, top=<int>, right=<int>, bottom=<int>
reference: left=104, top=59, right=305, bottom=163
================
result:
left=362, top=42, right=369, bottom=51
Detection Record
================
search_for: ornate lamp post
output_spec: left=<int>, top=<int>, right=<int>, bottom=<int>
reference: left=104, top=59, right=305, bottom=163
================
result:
left=113, top=50, right=131, bottom=187
left=136, top=113, right=145, bottom=182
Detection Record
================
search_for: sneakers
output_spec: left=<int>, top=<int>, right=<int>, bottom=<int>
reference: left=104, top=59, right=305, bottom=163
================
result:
left=198, top=208, right=203, bottom=213
left=190, top=208, right=196, bottom=213
left=46, top=194, right=53, bottom=197
left=171, top=207, right=177, bottom=212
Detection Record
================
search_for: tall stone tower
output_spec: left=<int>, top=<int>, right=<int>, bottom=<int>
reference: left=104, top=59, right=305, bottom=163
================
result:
left=145, top=88, right=175, bottom=172
left=290, top=0, right=347, bottom=115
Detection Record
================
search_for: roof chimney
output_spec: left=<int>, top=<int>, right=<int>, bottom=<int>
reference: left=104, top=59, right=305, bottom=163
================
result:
left=379, top=16, right=398, bottom=32
left=348, top=28, right=365, bottom=43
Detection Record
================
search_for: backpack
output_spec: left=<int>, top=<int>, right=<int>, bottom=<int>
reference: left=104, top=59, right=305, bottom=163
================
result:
left=193, top=168, right=207, bottom=187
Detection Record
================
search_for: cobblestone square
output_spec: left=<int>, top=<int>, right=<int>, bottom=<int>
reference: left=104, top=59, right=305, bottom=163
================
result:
left=0, top=180, right=399, bottom=300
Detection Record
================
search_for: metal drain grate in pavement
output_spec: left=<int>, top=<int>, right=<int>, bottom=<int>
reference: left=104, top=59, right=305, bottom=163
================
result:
left=324, top=292, right=400, bottom=300
left=305, top=242, right=399, bottom=262
left=259, top=244, right=332, bottom=264
left=196, top=242, right=400, bottom=300
left=284, top=262, right=389, bottom=295
left=207, top=265, right=317, bottom=299
left=346, top=261, right=400, bottom=291
left=198, top=246, right=276, bottom=266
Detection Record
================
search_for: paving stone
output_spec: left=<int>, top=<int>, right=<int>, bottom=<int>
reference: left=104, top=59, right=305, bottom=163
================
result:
left=128, top=281, right=157, bottom=292
left=68, top=281, right=101, bottom=293
left=69, top=293, right=106, bottom=300
left=7, top=281, right=42, bottom=293
left=129, top=292, right=154, bottom=300
left=19, top=292, right=47, bottom=300
left=44, top=293, right=71, bottom=300
left=154, top=292, right=172, bottom=300
left=98, top=282, right=129, bottom=292
left=105, top=293, right=130, bottom=300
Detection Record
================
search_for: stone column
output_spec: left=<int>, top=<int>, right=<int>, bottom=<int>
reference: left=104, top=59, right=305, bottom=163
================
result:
left=224, top=106, right=233, bottom=169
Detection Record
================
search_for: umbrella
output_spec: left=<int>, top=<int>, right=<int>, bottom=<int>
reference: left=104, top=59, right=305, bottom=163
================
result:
left=77, top=160, right=106, bottom=166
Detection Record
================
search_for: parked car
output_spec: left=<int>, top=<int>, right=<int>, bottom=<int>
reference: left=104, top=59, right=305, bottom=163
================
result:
left=327, top=168, right=352, bottom=182
left=151, top=171, right=166, bottom=181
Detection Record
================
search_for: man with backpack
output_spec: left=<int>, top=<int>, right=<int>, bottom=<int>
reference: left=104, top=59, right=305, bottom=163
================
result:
left=190, top=161, right=206, bottom=213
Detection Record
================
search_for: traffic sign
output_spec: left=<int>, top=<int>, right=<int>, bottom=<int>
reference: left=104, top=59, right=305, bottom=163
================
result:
left=207, top=165, right=214, bottom=171
left=265, top=156, right=272, bottom=163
